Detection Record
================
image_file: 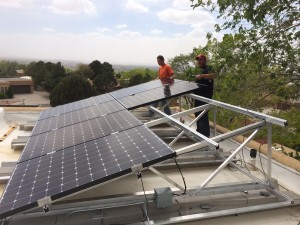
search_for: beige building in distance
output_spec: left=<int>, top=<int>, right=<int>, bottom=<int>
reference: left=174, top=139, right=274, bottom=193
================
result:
left=0, top=78, right=33, bottom=94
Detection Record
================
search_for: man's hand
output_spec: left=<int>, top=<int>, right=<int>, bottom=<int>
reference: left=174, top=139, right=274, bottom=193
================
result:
left=196, top=74, right=202, bottom=79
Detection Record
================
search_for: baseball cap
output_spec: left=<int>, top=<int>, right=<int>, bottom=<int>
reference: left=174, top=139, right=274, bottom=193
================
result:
left=195, top=54, right=207, bottom=61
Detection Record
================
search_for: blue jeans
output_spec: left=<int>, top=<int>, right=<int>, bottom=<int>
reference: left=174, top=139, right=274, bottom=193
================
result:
left=149, top=100, right=171, bottom=116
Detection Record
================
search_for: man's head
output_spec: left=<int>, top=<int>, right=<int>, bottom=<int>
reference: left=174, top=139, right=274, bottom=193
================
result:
left=157, top=55, right=165, bottom=66
left=195, top=54, right=207, bottom=67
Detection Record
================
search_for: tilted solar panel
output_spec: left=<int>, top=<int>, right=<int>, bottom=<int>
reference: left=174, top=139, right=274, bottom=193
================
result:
left=31, top=100, right=125, bottom=136
left=109, top=79, right=169, bottom=99
left=39, top=93, right=114, bottom=120
left=116, top=80, right=199, bottom=109
left=0, top=79, right=199, bottom=219
left=0, top=125, right=175, bottom=219
left=19, top=110, right=142, bottom=163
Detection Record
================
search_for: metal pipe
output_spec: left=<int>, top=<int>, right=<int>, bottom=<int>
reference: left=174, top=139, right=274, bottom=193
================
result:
left=186, top=94, right=287, bottom=127
left=145, top=105, right=211, bottom=128
left=148, top=167, right=185, bottom=192
left=148, top=106, right=219, bottom=149
left=267, top=123, right=272, bottom=183
left=169, top=109, right=208, bottom=147
left=143, top=201, right=292, bottom=225
left=213, top=106, right=217, bottom=137
left=196, top=129, right=259, bottom=192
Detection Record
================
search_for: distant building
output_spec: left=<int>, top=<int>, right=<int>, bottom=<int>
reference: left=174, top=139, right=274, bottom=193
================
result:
left=16, top=69, right=24, bottom=77
left=0, top=78, right=33, bottom=94
left=0, top=80, right=10, bottom=94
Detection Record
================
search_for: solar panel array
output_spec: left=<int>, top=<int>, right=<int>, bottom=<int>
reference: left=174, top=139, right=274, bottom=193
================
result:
left=116, top=80, right=199, bottom=109
left=0, top=79, right=199, bottom=219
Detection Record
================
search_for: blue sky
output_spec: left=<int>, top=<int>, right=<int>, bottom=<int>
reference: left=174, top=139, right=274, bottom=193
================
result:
left=0, top=0, right=220, bottom=66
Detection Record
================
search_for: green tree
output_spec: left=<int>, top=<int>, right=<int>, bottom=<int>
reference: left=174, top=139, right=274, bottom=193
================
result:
left=89, top=60, right=102, bottom=80
left=75, top=63, right=94, bottom=79
left=0, top=60, right=19, bottom=78
left=118, top=68, right=156, bottom=87
left=191, top=0, right=300, bottom=101
left=169, top=54, right=195, bottom=80
left=24, top=61, right=46, bottom=89
left=49, top=75, right=96, bottom=107
left=6, top=86, right=14, bottom=98
left=92, top=62, right=117, bottom=94
left=128, top=74, right=144, bottom=86
left=41, top=62, right=67, bottom=93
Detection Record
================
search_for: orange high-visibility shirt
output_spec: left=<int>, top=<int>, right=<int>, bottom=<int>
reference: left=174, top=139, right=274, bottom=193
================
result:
left=158, top=64, right=174, bottom=79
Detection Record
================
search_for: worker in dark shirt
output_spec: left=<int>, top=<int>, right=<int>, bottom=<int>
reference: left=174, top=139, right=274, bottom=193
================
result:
left=194, top=54, right=216, bottom=137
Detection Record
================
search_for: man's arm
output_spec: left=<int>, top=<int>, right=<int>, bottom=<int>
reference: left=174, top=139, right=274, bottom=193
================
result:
left=196, top=73, right=216, bottom=80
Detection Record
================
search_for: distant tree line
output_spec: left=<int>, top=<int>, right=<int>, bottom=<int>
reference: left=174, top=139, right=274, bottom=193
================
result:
left=23, top=60, right=121, bottom=106
left=0, top=60, right=25, bottom=78
left=0, top=59, right=158, bottom=106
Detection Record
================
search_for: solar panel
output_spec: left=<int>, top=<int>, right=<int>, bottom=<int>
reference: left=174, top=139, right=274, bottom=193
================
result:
left=39, top=94, right=114, bottom=120
left=31, top=100, right=125, bottom=136
left=116, top=80, right=199, bottom=109
left=19, top=110, right=142, bottom=163
left=0, top=125, right=175, bottom=219
left=109, top=80, right=163, bottom=99
left=0, top=79, right=197, bottom=219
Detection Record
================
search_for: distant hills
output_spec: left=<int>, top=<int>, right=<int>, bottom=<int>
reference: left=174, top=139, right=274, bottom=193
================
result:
left=0, top=57, right=157, bottom=71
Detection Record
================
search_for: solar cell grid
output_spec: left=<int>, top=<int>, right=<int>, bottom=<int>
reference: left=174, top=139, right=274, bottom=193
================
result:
left=31, top=100, right=125, bottom=136
left=116, top=80, right=198, bottom=109
left=109, top=79, right=178, bottom=99
left=20, top=110, right=142, bottom=163
left=38, top=94, right=114, bottom=121
left=0, top=125, right=175, bottom=219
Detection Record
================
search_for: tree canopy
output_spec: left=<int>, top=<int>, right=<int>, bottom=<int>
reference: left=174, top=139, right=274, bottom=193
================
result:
left=118, top=68, right=156, bottom=87
left=92, top=61, right=117, bottom=94
left=0, top=60, right=19, bottom=78
left=190, top=0, right=300, bottom=100
left=89, top=60, right=102, bottom=80
left=167, top=1, right=300, bottom=151
left=74, top=63, right=94, bottom=79
left=24, top=61, right=68, bottom=92
left=49, top=75, right=96, bottom=107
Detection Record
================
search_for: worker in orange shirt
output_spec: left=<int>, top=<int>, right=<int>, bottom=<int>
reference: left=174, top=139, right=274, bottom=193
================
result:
left=144, top=55, right=175, bottom=117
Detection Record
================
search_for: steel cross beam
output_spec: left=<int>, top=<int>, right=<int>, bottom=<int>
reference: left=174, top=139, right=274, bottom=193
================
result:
left=186, top=94, right=287, bottom=127
left=147, top=106, right=219, bottom=149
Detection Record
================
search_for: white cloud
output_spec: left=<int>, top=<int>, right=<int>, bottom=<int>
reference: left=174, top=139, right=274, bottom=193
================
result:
left=173, top=0, right=191, bottom=10
left=150, top=29, right=162, bottom=35
left=0, top=31, right=209, bottom=65
left=125, top=0, right=149, bottom=13
left=96, top=27, right=112, bottom=33
left=42, top=27, right=55, bottom=32
left=157, top=8, right=215, bottom=26
left=174, top=33, right=183, bottom=37
left=116, top=24, right=128, bottom=29
left=0, top=0, right=33, bottom=8
left=117, top=30, right=142, bottom=39
left=48, top=0, right=96, bottom=15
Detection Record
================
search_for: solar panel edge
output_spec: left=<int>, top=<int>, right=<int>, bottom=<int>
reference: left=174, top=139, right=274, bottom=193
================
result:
left=108, top=79, right=184, bottom=100
left=115, top=80, right=198, bottom=110
left=0, top=202, right=38, bottom=220
left=143, top=152, right=176, bottom=168
left=125, top=88, right=198, bottom=110
left=51, top=168, right=132, bottom=201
